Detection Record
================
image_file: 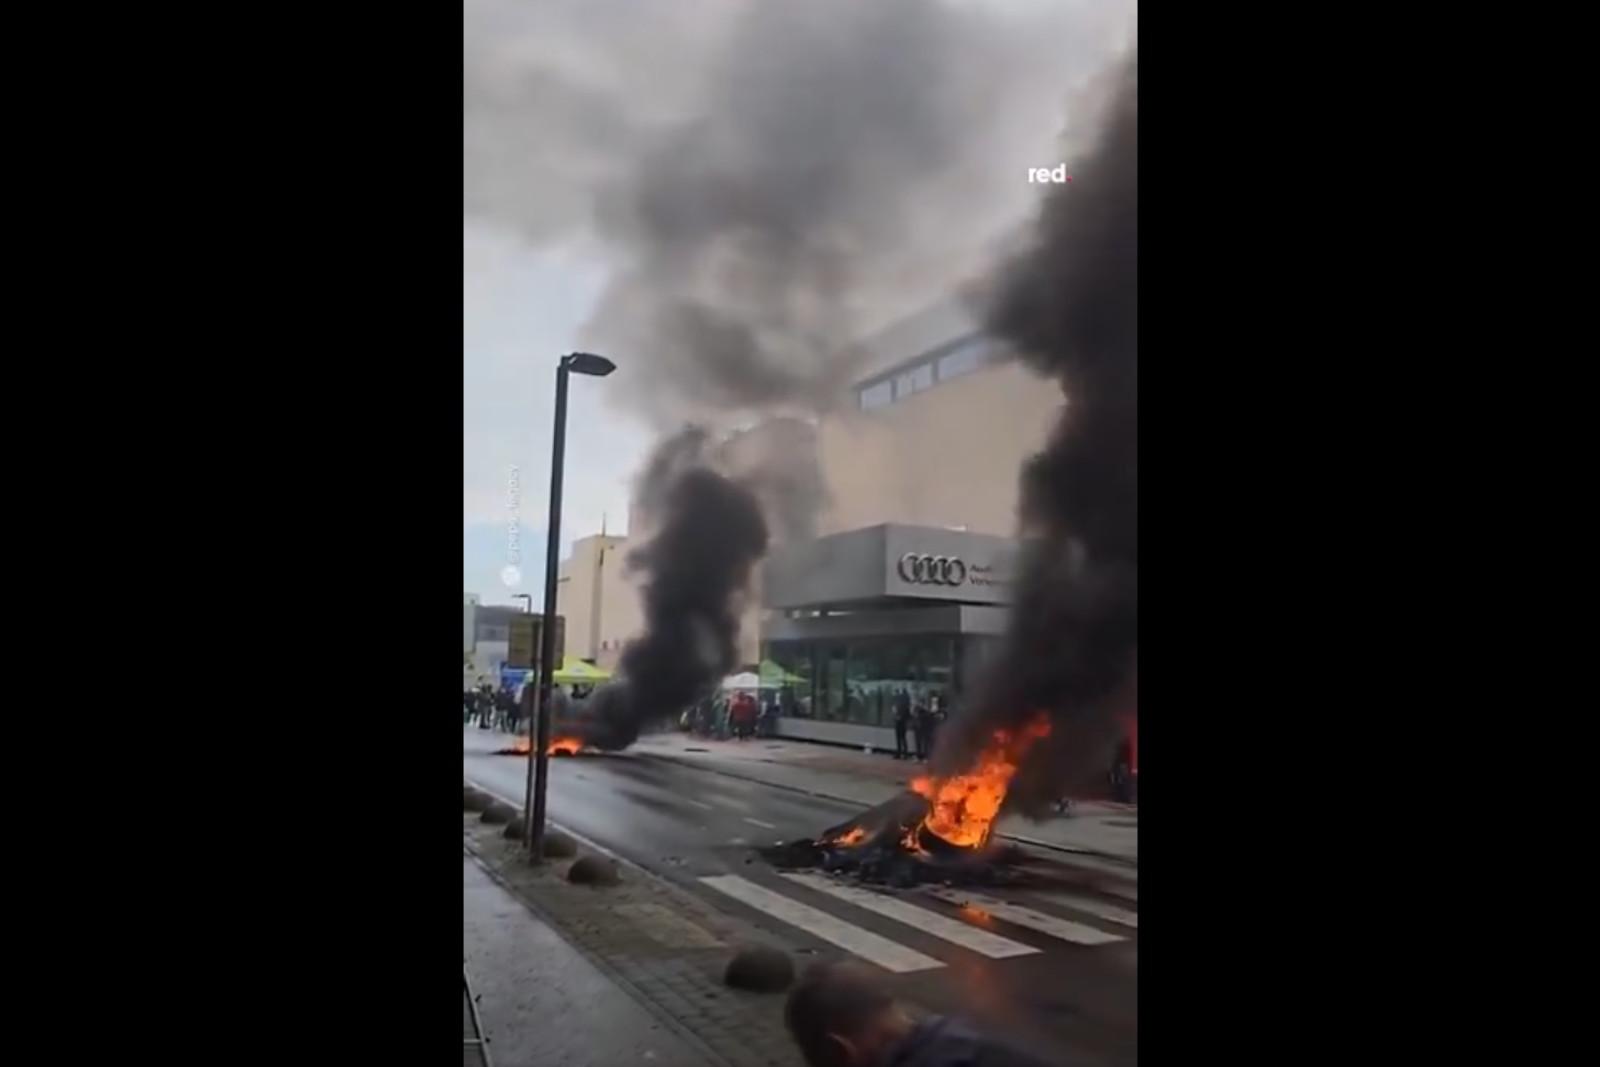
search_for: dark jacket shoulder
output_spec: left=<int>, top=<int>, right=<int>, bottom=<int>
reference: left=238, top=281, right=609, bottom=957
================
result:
left=886, top=1016, right=1060, bottom=1067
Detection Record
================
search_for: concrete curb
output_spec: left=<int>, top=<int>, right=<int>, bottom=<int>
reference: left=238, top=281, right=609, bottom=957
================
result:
left=636, top=751, right=1139, bottom=881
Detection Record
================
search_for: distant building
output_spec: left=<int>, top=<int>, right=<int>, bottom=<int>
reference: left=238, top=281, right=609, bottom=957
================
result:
left=555, top=533, right=644, bottom=671
left=465, top=602, right=520, bottom=688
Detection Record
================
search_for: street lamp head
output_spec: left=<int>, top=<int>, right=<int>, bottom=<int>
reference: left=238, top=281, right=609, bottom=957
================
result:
left=564, top=352, right=616, bottom=377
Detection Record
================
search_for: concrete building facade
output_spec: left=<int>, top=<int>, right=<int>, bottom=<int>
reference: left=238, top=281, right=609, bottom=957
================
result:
left=555, top=533, right=645, bottom=671
left=818, top=296, right=1060, bottom=538
left=755, top=295, right=1061, bottom=748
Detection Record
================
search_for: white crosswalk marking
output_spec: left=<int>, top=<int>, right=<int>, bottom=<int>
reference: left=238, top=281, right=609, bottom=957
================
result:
left=1037, top=892, right=1138, bottom=929
left=781, top=873, right=1040, bottom=959
left=699, top=875, right=944, bottom=973
left=921, top=887, right=1124, bottom=946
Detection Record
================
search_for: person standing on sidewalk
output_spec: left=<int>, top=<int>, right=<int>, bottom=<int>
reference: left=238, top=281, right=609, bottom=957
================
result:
left=892, top=688, right=911, bottom=760
left=1110, top=736, right=1135, bottom=804
left=505, top=686, right=521, bottom=736
left=912, top=696, right=933, bottom=761
left=927, top=693, right=945, bottom=754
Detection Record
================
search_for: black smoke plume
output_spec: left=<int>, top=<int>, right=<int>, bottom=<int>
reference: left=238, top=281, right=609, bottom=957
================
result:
left=574, top=0, right=1119, bottom=430
left=466, top=1, right=1134, bottom=754
left=714, top=418, right=827, bottom=548
left=933, top=55, right=1138, bottom=814
left=580, top=433, right=769, bottom=751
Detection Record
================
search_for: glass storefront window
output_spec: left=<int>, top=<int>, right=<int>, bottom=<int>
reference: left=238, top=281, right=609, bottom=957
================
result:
left=845, top=641, right=890, bottom=727
left=821, top=645, right=848, bottom=721
left=764, top=636, right=981, bottom=728
left=764, top=640, right=815, bottom=719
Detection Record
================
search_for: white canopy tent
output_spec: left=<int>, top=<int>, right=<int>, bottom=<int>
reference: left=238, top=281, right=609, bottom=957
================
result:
left=720, top=671, right=775, bottom=691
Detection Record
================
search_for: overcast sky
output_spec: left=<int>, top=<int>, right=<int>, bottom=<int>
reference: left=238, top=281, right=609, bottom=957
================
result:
left=462, top=0, right=1136, bottom=606
left=463, top=220, right=651, bottom=606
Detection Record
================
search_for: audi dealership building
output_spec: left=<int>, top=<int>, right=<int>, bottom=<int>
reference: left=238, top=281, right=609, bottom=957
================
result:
left=761, top=523, right=1019, bottom=750
left=753, top=292, right=1060, bottom=750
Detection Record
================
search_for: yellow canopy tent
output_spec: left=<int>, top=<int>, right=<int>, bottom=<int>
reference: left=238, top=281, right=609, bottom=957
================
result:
left=551, top=657, right=612, bottom=685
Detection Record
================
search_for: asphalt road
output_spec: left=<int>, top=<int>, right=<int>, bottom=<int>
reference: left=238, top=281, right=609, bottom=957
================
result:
left=464, top=730, right=1137, bottom=1067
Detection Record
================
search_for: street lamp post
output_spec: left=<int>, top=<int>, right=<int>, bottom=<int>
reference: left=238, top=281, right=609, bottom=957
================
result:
left=525, top=352, right=616, bottom=858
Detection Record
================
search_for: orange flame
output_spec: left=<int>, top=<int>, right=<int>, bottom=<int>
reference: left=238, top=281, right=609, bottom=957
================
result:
left=908, top=715, right=1051, bottom=849
left=829, top=826, right=867, bottom=847
left=504, top=736, right=585, bottom=756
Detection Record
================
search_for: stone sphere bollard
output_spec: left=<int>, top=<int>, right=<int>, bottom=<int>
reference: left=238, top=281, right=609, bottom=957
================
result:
left=480, top=801, right=517, bottom=825
left=566, top=855, right=620, bottom=886
left=723, top=946, right=795, bottom=993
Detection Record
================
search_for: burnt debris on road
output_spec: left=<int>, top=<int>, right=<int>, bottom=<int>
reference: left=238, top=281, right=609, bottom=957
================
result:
left=762, top=792, right=1034, bottom=888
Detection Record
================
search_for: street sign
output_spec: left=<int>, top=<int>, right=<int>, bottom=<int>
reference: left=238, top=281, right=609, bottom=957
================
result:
left=508, top=614, right=565, bottom=670
left=508, top=615, right=536, bottom=669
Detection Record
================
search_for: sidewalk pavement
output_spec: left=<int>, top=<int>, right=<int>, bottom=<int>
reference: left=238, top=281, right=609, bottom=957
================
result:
left=465, top=813, right=809, bottom=1067
left=628, top=732, right=1138, bottom=871
left=464, top=853, right=708, bottom=1067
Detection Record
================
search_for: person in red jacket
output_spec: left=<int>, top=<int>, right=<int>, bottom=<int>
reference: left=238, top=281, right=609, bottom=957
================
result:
left=732, top=691, right=757, bottom=739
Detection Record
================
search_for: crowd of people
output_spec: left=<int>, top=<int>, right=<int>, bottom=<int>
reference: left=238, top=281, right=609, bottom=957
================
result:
left=683, top=690, right=782, bottom=740
left=462, top=682, right=521, bottom=734
left=676, top=684, right=955, bottom=764
left=462, top=680, right=597, bottom=734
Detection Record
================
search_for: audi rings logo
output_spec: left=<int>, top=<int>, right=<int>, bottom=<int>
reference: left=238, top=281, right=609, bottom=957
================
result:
left=898, top=553, right=967, bottom=586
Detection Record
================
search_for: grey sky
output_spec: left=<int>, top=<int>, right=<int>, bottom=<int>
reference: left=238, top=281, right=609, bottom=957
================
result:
left=462, top=0, right=1137, bottom=606
left=463, top=221, right=651, bottom=605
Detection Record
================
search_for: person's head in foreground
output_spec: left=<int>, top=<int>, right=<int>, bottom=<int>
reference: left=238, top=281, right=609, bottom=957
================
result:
left=785, top=961, right=1057, bottom=1067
